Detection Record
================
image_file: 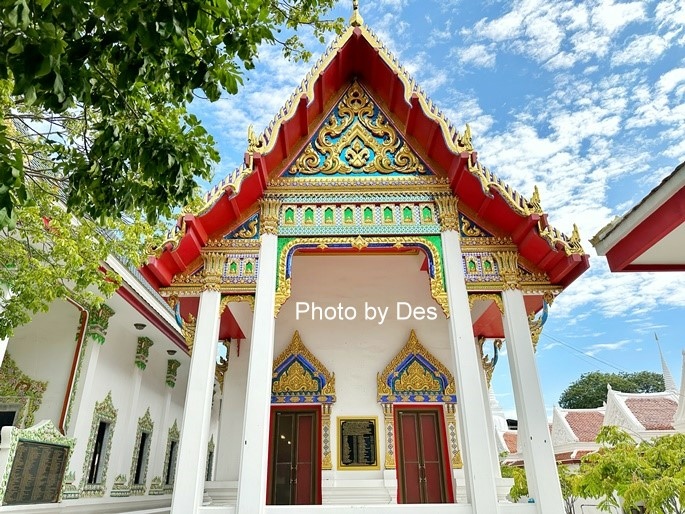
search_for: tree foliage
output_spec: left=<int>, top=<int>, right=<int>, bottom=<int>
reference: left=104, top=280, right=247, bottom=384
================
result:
left=0, top=0, right=343, bottom=336
left=559, top=371, right=665, bottom=409
left=0, top=0, right=343, bottom=228
left=501, top=460, right=580, bottom=513
left=577, top=426, right=685, bottom=514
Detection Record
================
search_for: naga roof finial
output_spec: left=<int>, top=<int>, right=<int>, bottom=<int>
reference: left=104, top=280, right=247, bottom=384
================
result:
left=350, top=0, right=364, bottom=27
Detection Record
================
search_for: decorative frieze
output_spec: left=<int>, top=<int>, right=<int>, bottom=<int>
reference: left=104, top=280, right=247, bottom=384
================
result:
left=493, top=251, right=520, bottom=289
left=434, top=195, right=459, bottom=232
left=260, top=199, right=281, bottom=235
left=202, top=252, right=225, bottom=292
left=445, top=403, right=463, bottom=469
left=0, top=354, right=47, bottom=427
left=166, top=360, right=181, bottom=388
left=86, top=304, right=115, bottom=345
left=135, top=337, right=154, bottom=370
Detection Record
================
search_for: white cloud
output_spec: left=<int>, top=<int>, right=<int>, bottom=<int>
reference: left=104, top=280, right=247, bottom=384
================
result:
left=611, top=34, right=668, bottom=65
left=590, top=0, right=647, bottom=35
left=458, top=44, right=497, bottom=68
left=584, top=339, right=633, bottom=356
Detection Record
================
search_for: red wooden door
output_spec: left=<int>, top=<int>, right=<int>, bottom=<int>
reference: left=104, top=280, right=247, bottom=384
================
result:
left=267, top=408, right=320, bottom=505
left=396, top=408, right=452, bottom=504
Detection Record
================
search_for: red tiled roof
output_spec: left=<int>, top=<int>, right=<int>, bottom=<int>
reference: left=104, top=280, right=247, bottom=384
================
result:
left=565, top=410, right=605, bottom=442
left=625, top=397, right=677, bottom=430
left=503, top=431, right=518, bottom=453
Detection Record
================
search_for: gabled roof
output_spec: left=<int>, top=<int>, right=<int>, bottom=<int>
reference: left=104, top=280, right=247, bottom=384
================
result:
left=562, top=409, right=605, bottom=443
left=605, top=387, right=679, bottom=434
left=143, top=23, right=589, bottom=289
left=592, top=161, right=685, bottom=271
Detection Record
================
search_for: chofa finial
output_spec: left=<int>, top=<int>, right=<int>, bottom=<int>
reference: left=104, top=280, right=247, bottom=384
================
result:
left=350, top=0, right=364, bottom=27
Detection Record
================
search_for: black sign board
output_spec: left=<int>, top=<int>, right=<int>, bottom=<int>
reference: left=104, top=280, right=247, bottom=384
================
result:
left=338, top=417, right=379, bottom=469
left=3, top=440, right=69, bottom=505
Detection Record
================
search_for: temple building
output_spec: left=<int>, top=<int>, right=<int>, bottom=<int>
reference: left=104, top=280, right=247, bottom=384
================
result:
left=0, top=6, right=593, bottom=514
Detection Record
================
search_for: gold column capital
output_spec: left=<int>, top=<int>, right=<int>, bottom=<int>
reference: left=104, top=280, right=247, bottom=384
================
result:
left=260, top=198, right=281, bottom=235
left=434, top=195, right=460, bottom=232
left=201, top=251, right=225, bottom=291
left=493, top=251, right=520, bottom=290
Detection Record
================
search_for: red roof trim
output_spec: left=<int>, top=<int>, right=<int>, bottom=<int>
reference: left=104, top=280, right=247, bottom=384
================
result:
left=604, top=186, right=685, bottom=271
left=143, top=27, right=589, bottom=290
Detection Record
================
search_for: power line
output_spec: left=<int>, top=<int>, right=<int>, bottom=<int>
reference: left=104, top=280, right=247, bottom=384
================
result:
left=540, top=332, right=629, bottom=373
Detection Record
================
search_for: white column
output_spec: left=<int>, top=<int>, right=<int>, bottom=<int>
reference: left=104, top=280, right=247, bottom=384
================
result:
left=150, top=385, right=173, bottom=479
left=170, top=288, right=222, bottom=514
left=235, top=230, right=278, bottom=514
left=116, top=367, right=143, bottom=478
left=502, top=288, right=564, bottom=514
left=0, top=336, right=8, bottom=368
left=440, top=226, right=500, bottom=511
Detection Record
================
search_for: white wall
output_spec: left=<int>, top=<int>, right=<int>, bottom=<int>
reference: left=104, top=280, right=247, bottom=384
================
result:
left=217, top=253, right=457, bottom=491
left=8, top=299, right=81, bottom=425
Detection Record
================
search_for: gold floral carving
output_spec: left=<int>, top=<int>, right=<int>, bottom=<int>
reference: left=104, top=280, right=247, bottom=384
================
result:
left=247, top=124, right=260, bottom=153
left=468, top=293, right=504, bottom=314
left=182, top=313, right=196, bottom=354
left=460, top=217, right=484, bottom=237
left=382, top=404, right=396, bottom=469
left=289, top=81, right=425, bottom=176
left=477, top=337, right=503, bottom=387
left=529, top=185, right=543, bottom=214
left=272, top=331, right=336, bottom=399
left=220, top=295, right=255, bottom=314
left=394, top=361, right=442, bottom=392
left=493, top=251, right=520, bottom=290
left=234, top=219, right=258, bottom=239
left=275, top=237, right=449, bottom=318
left=528, top=311, right=543, bottom=352
left=272, top=361, right=319, bottom=393
left=445, top=404, right=463, bottom=469
left=215, top=340, right=229, bottom=390
left=202, top=252, right=225, bottom=291
left=377, top=329, right=456, bottom=401
left=434, top=195, right=459, bottom=232
left=260, top=198, right=281, bottom=235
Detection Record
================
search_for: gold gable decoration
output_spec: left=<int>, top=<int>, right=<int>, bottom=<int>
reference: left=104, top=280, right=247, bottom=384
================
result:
left=288, top=81, right=426, bottom=176
left=272, top=331, right=336, bottom=403
left=377, top=329, right=456, bottom=403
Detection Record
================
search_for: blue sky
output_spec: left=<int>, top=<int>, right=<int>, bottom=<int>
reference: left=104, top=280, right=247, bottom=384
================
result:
left=190, top=0, right=685, bottom=417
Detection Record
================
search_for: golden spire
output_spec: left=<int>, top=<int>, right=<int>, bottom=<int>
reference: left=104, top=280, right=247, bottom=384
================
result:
left=350, top=0, right=364, bottom=27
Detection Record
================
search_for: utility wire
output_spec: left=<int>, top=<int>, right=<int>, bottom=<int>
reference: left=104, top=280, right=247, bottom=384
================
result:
left=540, top=332, right=629, bottom=373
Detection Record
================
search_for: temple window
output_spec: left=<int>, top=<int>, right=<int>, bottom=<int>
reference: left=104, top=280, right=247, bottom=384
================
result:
left=483, top=259, right=493, bottom=273
left=304, top=207, right=315, bottom=225
left=403, top=206, right=413, bottom=223
left=245, top=261, right=254, bottom=274
left=383, top=206, right=393, bottom=223
left=422, top=206, right=433, bottom=222
left=164, top=440, right=178, bottom=486
left=133, top=431, right=151, bottom=485
left=363, top=207, right=373, bottom=223
left=87, top=421, right=111, bottom=485
left=324, top=207, right=334, bottom=224
left=343, top=207, right=354, bottom=224
left=229, top=261, right=238, bottom=275
left=284, top=207, right=295, bottom=225
left=467, top=259, right=477, bottom=273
